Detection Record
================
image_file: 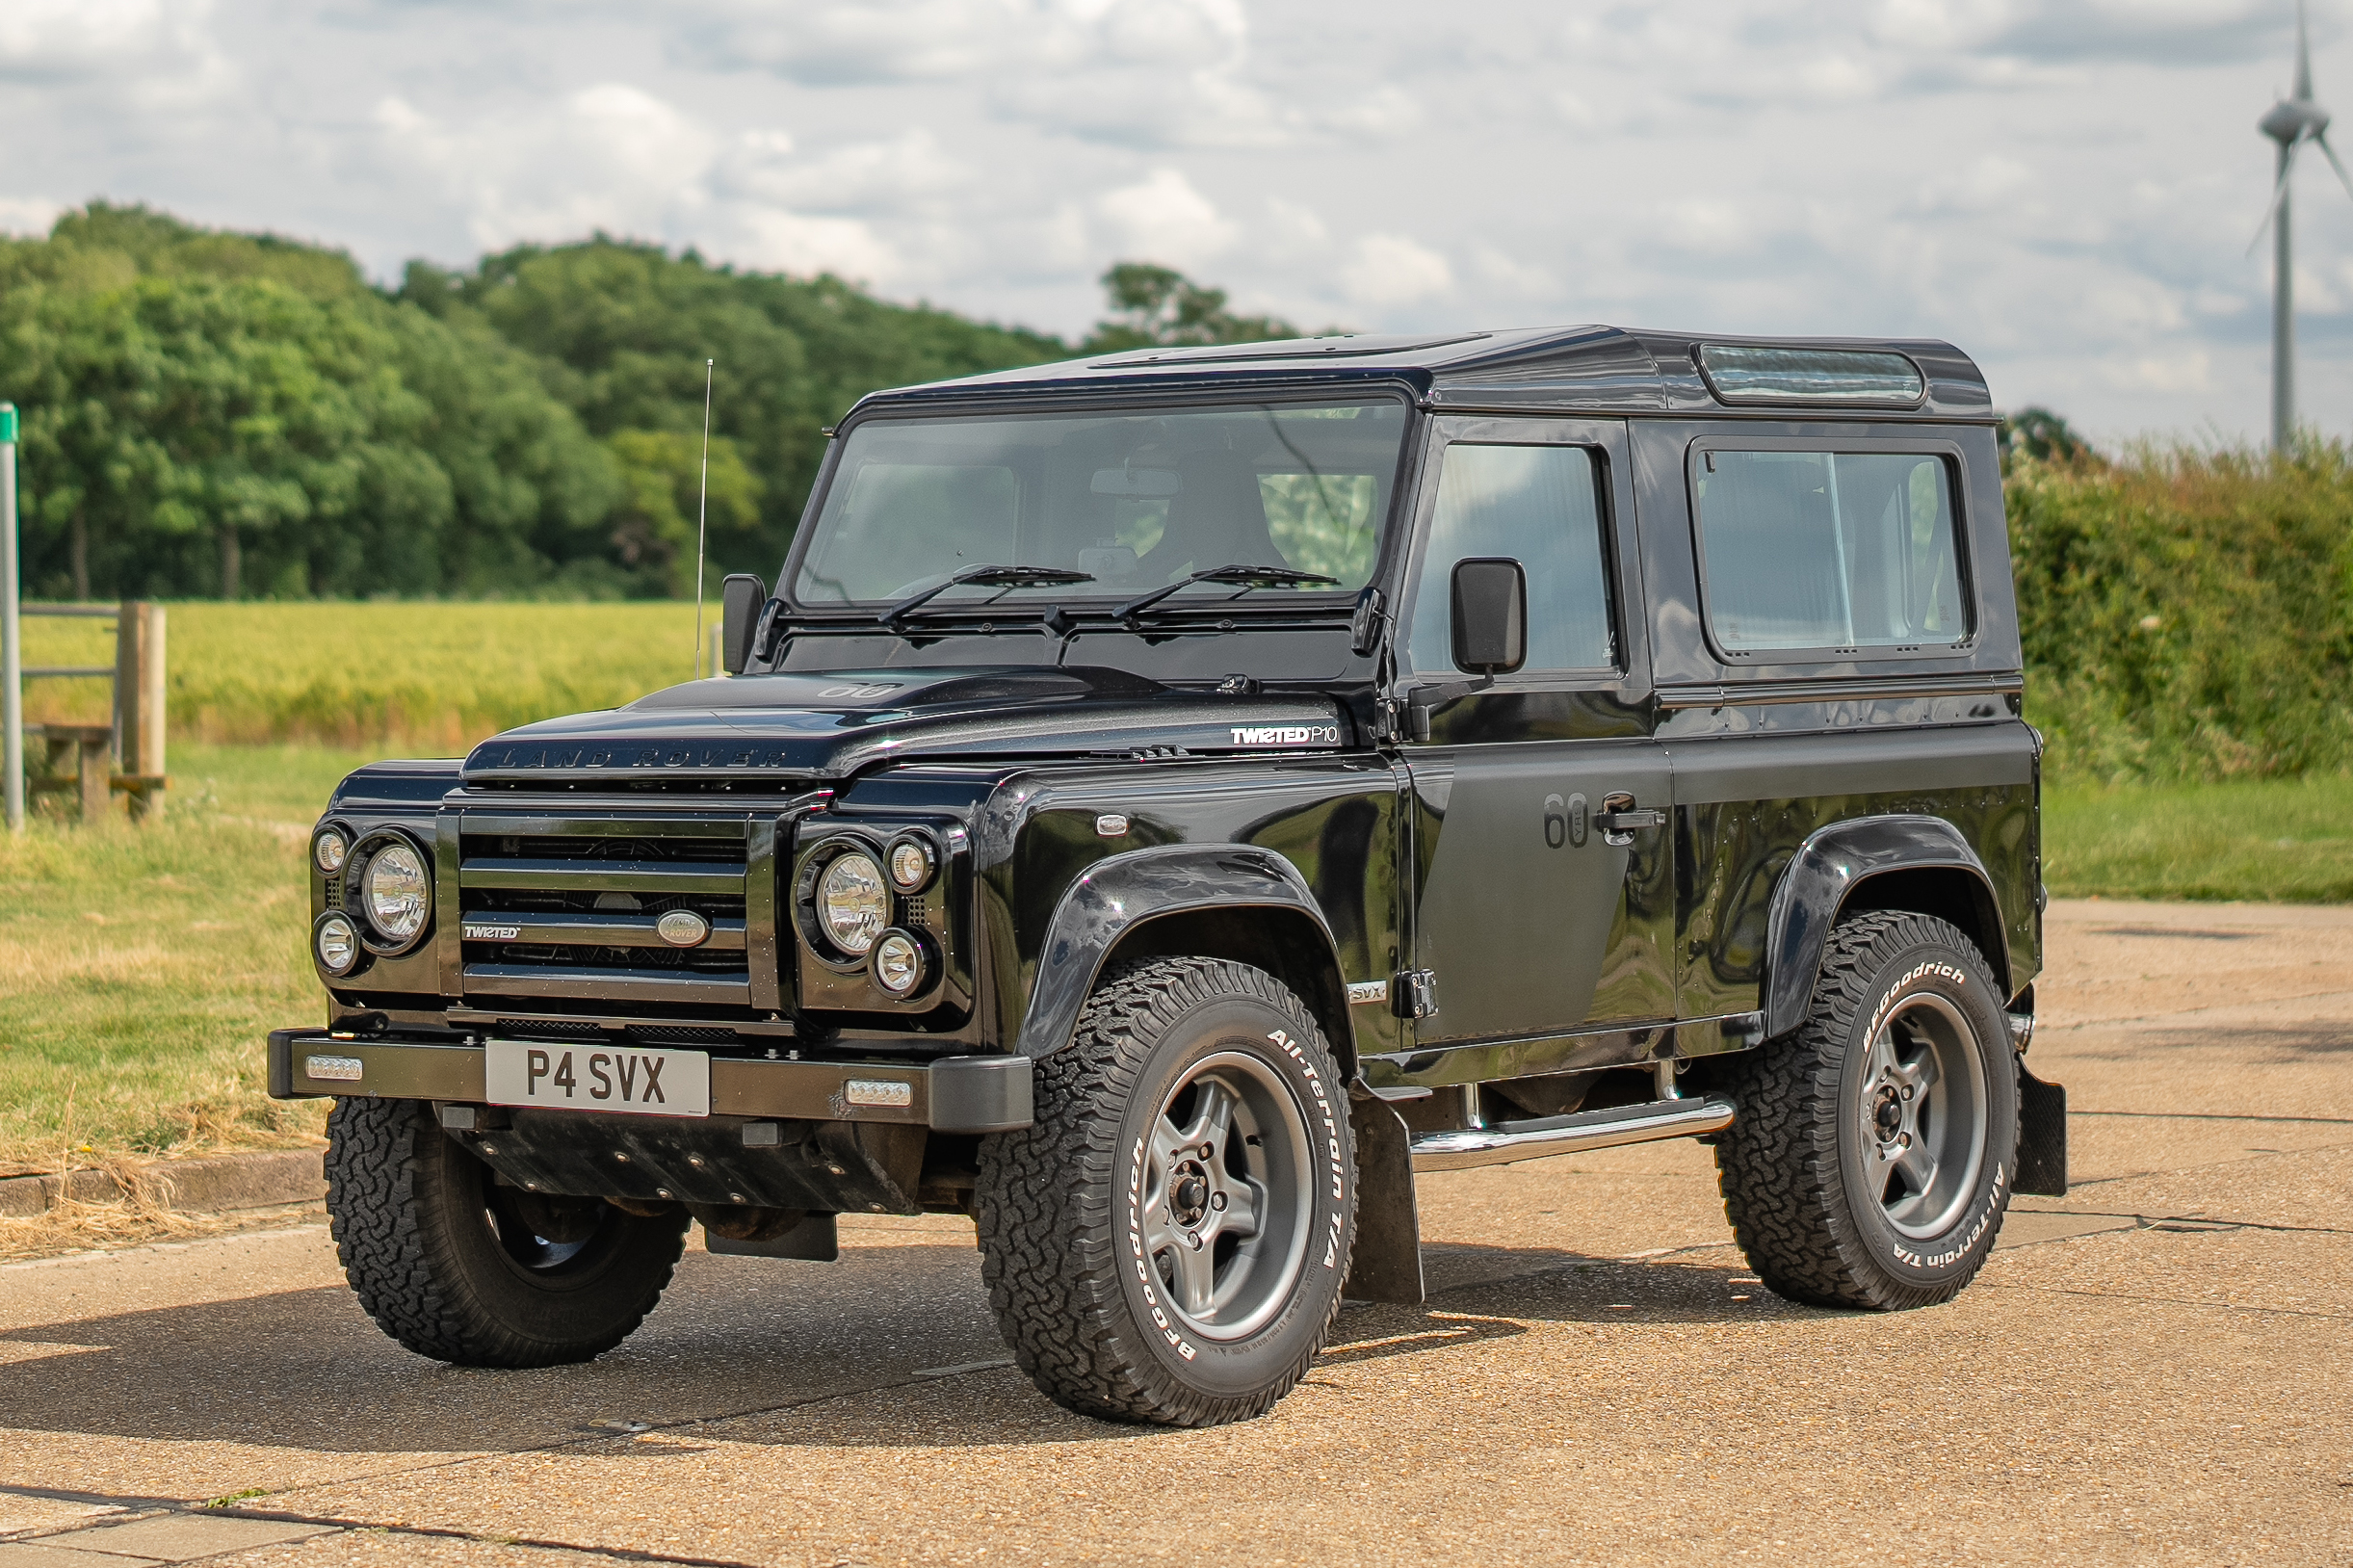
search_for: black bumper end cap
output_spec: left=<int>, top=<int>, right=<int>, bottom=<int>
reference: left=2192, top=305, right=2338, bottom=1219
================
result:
left=929, top=1055, right=1034, bottom=1134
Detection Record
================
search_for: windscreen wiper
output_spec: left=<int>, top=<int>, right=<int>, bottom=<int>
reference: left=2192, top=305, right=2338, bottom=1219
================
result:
left=880, top=564, right=1094, bottom=630
left=1112, top=563, right=1343, bottom=628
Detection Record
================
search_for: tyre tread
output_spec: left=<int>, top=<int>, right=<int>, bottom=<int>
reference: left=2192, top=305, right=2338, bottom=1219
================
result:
left=975, top=955, right=1352, bottom=1427
left=1711, top=911, right=2009, bottom=1312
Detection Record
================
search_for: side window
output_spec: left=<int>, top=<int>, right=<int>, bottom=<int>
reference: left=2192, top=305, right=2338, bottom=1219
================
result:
left=1693, top=451, right=1969, bottom=653
left=1408, top=444, right=1615, bottom=676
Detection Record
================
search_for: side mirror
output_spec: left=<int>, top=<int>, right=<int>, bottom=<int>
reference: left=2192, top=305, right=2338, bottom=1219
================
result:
left=1450, top=557, right=1526, bottom=674
left=719, top=574, right=767, bottom=675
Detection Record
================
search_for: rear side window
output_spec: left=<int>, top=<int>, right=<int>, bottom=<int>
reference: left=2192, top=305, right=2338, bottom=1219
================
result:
left=1692, top=450, right=1969, bottom=653
left=1408, top=444, right=1615, bottom=676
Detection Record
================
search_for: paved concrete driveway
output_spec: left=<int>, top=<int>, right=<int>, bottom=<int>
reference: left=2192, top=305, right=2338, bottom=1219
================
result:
left=1, top=900, right=2347, bottom=1566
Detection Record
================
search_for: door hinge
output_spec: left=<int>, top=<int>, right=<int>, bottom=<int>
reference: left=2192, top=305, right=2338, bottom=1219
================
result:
left=1391, top=969, right=1438, bottom=1020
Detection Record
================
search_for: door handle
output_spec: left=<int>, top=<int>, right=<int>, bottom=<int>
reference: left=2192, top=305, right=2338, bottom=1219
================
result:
left=1596, top=792, right=1665, bottom=847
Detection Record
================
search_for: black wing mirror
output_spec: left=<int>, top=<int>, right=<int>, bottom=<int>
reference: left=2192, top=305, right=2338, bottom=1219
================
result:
left=1450, top=557, right=1526, bottom=674
left=719, top=574, right=768, bottom=675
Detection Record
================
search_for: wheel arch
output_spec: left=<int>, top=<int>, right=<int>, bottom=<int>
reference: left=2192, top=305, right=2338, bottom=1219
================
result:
left=1763, top=815, right=2014, bottom=1041
left=1013, top=845, right=1356, bottom=1076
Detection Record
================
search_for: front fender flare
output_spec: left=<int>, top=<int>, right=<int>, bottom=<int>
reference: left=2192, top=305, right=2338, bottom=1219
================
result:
left=1763, top=815, right=2008, bottom=1041
left=1013, top=844, right=1350, bottom=1064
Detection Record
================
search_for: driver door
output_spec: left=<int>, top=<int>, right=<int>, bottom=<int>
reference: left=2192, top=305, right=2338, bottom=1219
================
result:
left=1399, top=416, right=1676, bottom=1046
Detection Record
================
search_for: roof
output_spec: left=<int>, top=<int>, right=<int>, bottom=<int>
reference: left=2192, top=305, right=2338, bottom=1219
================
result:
left=854, top=325, right=1995, bottom=423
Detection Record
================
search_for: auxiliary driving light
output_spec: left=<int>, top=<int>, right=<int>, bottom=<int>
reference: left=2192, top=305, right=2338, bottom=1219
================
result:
left=872, top=928, right=929, bottom=996
left=887, top=834, right=936, bottom=893
left=818, top=849, right=889, bottom=955
left=315, top=912, right=362, bottom=976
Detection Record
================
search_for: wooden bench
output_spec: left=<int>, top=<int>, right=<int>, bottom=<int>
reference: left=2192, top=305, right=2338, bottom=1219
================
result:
left=23, top=723, right=169, bottom=823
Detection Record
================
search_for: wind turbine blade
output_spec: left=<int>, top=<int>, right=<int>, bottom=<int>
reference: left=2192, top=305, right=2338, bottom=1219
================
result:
left=2250, top=141, right=2304, bottom=255
left=2316, top=131, right=2353, bottom=206
left=2296, top=0, right=2314, bottom=101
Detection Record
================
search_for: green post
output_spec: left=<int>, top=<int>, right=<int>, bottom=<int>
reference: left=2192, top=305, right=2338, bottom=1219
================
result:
left=1, top=402, right=19, bottom=833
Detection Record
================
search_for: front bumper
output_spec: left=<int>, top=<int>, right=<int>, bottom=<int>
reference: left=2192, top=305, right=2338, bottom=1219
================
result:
left=266, top=1029, right=1033, bottom=1134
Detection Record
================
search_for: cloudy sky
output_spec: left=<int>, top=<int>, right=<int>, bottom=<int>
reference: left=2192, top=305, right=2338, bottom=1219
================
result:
left=4, top=0, right=2348, bottom=440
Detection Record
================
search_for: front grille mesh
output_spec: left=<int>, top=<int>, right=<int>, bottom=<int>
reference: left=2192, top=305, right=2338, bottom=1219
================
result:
left=455, top=817, right=762, bottom=1009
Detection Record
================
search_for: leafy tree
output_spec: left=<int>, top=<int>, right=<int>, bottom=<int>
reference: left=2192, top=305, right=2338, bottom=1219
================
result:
left=399, top=238, right=1067, bottom=576
left=603, top=430, right=763, bottom=597
left=1999, top=405, right=2097, bottom=468
left=0, top=206, right=616, bottom=598
left=1080, top=262, right=1312, bottom=353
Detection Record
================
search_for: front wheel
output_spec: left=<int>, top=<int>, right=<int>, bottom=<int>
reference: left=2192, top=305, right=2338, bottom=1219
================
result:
left=1713, top=911, right=2019, bottom=1310
left=976, top=956, right=1356, bottom=1426
left=326, top=1096, right=688, bottom=1367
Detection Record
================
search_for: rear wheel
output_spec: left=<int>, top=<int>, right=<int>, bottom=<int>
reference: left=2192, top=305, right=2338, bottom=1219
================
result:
left=326, top=1096, right=688, bottom=1367
left=1712, top=911, right=2018, bottom=1310
left=976, top=956, right=1355, bottom=1426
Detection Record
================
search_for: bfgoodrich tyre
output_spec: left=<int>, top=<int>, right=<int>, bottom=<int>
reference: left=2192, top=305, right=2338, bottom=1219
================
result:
left=1713, top=911, right=2019, bottom=1310
left=975, top=956, right=1356, bottom=1426
left=326, top=1095, right=688, bottom=1367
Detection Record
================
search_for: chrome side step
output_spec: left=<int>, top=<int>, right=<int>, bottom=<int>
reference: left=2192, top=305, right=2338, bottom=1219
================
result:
left=1408, top=1094, right=1735, bottom=1173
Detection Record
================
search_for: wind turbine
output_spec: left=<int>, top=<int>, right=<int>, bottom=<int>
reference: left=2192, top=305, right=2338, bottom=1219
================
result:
left=2255, top=0, right=2353, bottom=451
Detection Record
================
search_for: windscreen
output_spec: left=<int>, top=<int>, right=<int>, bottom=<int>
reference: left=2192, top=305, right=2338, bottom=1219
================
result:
left=790, top=399, right=1409, bottom=609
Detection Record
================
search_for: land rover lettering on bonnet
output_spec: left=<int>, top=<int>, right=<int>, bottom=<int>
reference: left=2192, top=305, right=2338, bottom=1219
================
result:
left=273, top=327, right=2060, bottom=1427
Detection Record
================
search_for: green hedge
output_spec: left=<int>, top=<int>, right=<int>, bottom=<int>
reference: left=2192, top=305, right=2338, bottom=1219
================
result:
left=2010, top=445, right=2353, bottom=784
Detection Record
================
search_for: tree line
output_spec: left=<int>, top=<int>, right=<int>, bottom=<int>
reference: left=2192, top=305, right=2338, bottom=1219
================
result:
left=0, top=208, right=1298, bottom=601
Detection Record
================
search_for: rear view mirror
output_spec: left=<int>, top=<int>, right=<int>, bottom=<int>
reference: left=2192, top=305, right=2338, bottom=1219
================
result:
left=1090, top=466, right=1182, bottom=497
left=1450, top=557, right=1526, bottom=674
left=720, top=574, right=767, bottom=674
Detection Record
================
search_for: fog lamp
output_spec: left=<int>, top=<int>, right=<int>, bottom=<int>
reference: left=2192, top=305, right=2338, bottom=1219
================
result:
left=872, top=929, right=928, bottom=996
left=316, top=912, right=361, bottom=976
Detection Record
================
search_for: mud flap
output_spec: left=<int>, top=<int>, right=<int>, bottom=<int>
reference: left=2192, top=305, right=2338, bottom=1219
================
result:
left=2015, top=1064, right=2068, bottom=1196
left=1344, top=1085, right=1424, bottom=1303
left=707, top=1212, right=839, bottom=1261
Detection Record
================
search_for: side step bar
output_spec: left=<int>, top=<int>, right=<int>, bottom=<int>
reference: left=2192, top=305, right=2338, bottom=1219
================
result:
left=1409, top=1094, right=1735, bottom=1173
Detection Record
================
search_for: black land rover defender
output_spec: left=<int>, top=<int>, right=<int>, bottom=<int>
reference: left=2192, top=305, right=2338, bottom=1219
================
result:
left=270, top=327, right=2067, bottom=1427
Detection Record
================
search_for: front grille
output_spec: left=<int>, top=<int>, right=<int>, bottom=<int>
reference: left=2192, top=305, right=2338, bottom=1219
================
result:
left=447, top=811, right=781, bottom=1016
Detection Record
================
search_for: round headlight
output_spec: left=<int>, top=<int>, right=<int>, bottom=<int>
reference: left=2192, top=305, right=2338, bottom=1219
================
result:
left=314, top=828, right=349, bottom=875
left=872, top=929, right=928, bottom=996
left=315, top=912, right=361, bottom=976
left=362, top=842, right=431, bottom=945
left=818, top=850, right=889, bottom=955
left=887, top=835, right=936, bottom=893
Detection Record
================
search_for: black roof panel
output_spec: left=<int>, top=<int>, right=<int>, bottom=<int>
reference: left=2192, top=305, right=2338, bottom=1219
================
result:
left=856, top=325, right=1994, bottom=423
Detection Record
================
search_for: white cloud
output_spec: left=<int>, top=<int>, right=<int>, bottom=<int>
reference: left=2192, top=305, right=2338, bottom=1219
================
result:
left=375, top=87, right=898, bottom=283
left=0, top=0, right=212, bottom=81
left=1341, top=234, right=1453, bottom=308
left=0, top=0, right=2345, bottom=436
left=1096, top=170, right=1236, bottom=268
left=0, top=196, right=63, bottom=236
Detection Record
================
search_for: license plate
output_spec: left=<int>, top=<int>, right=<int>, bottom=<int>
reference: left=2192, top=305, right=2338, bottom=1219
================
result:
left=483, top=1040, right=711, bottom=1118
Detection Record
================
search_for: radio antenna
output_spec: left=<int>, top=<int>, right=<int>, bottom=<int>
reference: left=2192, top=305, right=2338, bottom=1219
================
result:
left=692, top=357, right=714, bottom=678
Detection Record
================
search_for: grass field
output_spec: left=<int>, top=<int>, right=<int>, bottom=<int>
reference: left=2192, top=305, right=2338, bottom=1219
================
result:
left=0, top=744, right=379, bottom=1176
left=22, top=601, right=704, bottom=749
left=2043, top=773, right=2353, bottom=902
left=2, top=730, right=2344, bottom=1176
